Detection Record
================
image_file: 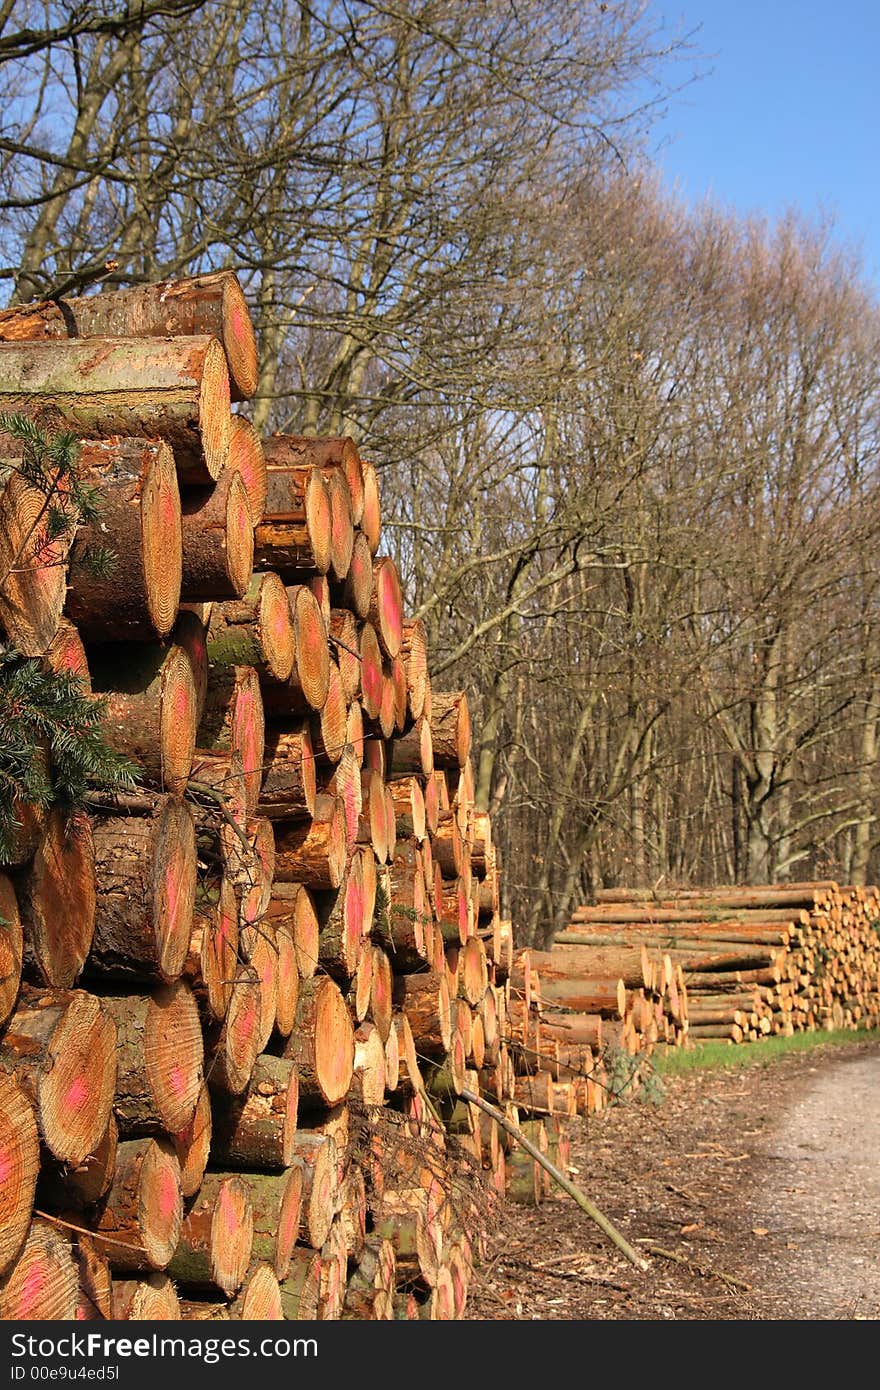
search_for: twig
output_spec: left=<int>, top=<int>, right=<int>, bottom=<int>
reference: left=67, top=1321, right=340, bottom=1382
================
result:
left=642, top=1242, right=752, bottom=1291
left=460, top=1086, right=649, bottom=1271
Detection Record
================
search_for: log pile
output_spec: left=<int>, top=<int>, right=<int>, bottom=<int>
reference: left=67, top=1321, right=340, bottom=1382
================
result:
left=555, top=882, right=880, bottom=1046
left=0, top=270, right=559, bottom=1318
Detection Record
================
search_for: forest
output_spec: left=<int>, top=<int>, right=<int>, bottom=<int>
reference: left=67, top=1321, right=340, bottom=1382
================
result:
left=3, top=1, right=879, bottom=942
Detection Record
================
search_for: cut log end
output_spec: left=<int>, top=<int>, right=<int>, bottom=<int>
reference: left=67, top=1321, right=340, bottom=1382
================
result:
left=229, top=415, right=268, bottom=523
left=360, top=463, right=381, bottom=554
left=0, top=1075, right=39, bottom=1276
left=198, top=338, right=232, bottom=482
left=23, top=808, right=96, bottom=989
left=221, top=277, right=259, bottom=400
left=38, top=991, right=117, bottom=1165
left=290, top=584, right=331, bottom=711
left=326, top=470, right=354, bottom=581
left=144, top=981, right=204, bottom=1131
left=142, top=440, right=184, bottom=637
left=0, top=1220, right=78, bottom=1320
left=370, top=557, right=404, bottom=659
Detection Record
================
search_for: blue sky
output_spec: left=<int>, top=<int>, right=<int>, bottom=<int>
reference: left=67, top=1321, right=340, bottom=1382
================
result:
left=642, top=2, right=879, bottom=286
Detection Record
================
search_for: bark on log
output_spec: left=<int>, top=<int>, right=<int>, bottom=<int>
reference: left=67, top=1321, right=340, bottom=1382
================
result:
left=0, top=271, right=258, bottom=399
left=0, top=336, right=230, bottom=484
left=88, top=799, right=196, bottom=984
left=278, top=1248, right=321, bottom=1318
left=67, top=438, right=182, bottom=640
left=103, top=981, right=203, bottom=1135
left=207, top=572, right=295, bottom=685
left=254, top=456, right=332, bottom=577
left=211, top=1055, right=299, bottom=1171
left=387, top=716, right=433, bottom=778
left=245, top=1167, right=304, bottom=1281
left=91, top=639, right=197, bottom=797
left=273, top=796, right=347, bottom=890
left=87, top=1136, right=183, bottom=1271
left=197, top=663, right=265, bottom=814
left=430, top=692, right=471, bottom=770
left=38, top=1112, right=118, bottom=1212
left=180, top=468, right=254, bottom=601
left=393, top=971, right=451, bottom=1057
left=166, top=1172, right=253, bottom=1297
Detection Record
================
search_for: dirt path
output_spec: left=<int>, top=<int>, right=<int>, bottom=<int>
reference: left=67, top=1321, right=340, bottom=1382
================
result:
left=465, top=1040, right=880, bottom=1320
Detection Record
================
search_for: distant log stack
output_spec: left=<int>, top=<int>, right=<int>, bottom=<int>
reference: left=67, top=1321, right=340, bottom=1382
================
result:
left=0, top=268, right=541, bottom=1320
left=548, top=881, right=880, bottom=1052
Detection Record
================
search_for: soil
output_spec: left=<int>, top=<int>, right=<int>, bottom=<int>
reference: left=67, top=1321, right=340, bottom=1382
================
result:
left=465, top=1039, right=880, bottom=1320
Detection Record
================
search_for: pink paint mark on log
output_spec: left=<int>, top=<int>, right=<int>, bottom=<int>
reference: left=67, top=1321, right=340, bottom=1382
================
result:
left=271, top=602, right=289, bottom=644
left=172, top=681, right=191, bottom=722
left=159, top=1168, right=178, bottom=1220
left=65, top=1075, right=88, bottom=1110
left=230, top=303, right=246, bottom=341
left=240, top=1003, right=255, bottom=1041
left=169, top=1065, right=187, bottom=1099
left=0, top=1147, right=12, bottom=1186
left=19, top=1265, right=48, bottom=1317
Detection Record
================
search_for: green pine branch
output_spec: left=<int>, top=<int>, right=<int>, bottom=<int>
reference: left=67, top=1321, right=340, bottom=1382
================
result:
left=0, top=414, right=138, bottom=862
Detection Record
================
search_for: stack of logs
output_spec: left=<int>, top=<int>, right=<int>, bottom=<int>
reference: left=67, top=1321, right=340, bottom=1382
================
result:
left=552, top=882, right=880, bottom=1046
left=0, top=270, right=565, bottom=1317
